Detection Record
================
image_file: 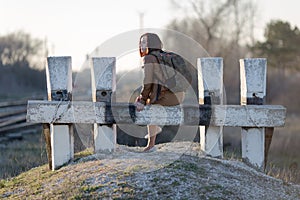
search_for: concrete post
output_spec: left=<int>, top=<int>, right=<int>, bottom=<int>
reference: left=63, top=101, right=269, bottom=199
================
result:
left=46, top=56, right=74, bottom=170
left=91, top=57, right=116, bottom=152
left=198, top=57, right=224, bottom=157
left=240, top=58, right=267, bottom=170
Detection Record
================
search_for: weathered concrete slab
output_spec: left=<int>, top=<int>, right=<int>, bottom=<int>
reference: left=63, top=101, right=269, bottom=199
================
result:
left=27, top=101, right=286, bottom=127
left=46, top=56, right=74, bottom=171
left=46, top=56, right=72, bottom=101
left=240, top=58, right=267, bottom=170
left=198, top=57, right=224, bottom=157
left=91, top=57, right=116, bottom=152
left=91, top=57, right=116, bottom=102
left=51, top=124, right=74, bottom=170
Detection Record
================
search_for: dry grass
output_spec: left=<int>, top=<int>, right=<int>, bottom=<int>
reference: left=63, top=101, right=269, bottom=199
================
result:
left=265, top=116, right=300, bottom=184
left=0, top=129, right=47, bottom=179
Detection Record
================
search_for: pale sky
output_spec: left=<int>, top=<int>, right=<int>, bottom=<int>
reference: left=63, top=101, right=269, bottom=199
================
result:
left=1, top=0, right=300, bottom=71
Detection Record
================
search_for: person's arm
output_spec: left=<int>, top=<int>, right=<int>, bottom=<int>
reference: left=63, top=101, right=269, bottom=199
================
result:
left=139, top=56, right=155, bottom=105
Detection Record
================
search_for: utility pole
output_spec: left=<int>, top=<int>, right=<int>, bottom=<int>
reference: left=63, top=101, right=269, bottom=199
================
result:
left=138, top=11, right=145, bottom=35
left=139, top=12, right=144, bottom=29
left=138, top=11, right=145, bottom=67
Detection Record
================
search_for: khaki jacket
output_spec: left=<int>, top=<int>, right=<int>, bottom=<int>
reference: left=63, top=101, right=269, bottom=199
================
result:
left=140, top=54, right=184, bottom=106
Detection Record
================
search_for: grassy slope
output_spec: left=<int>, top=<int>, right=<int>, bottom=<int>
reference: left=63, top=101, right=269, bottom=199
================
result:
left=1, top=142, right=300, bottom=200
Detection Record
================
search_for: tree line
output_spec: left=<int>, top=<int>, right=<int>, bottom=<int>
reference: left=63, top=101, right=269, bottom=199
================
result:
left=0, top=31, right=46, bottom=99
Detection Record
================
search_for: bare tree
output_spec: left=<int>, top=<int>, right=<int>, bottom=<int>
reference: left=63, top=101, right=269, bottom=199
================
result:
left=0, top=31, right=45, bottom=69
left=168, top=0, right=258, bottom=56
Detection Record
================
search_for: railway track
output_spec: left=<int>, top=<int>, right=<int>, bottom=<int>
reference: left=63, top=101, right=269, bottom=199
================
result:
left=0, top=99, right=41, bottom=137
